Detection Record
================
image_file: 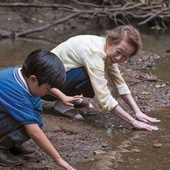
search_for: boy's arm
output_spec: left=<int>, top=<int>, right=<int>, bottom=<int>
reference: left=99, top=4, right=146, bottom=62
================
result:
left=25, top=124, right=76, bottom=170
left=50, top=88, right=67, bottom=101
left=49, top=88, right=81, bottom=106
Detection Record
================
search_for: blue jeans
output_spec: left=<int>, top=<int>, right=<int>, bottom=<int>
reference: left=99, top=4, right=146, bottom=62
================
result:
left=0, top=115, right=30, bottom=147
left=42, top=67, right=95, bottom=101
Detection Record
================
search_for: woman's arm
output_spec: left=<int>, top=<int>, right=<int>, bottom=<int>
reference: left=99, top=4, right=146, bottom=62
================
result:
left=111, top=105, right=159, bottom=131
left=121, top=94, right=160, bottom=123
left=49, top=88, right=81, bottom=106
left=25, top=124, right=76, bottom=170
left=106, top=64, right=160, bottom=124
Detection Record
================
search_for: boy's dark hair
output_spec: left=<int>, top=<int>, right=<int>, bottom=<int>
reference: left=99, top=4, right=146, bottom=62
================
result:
left=21, top=49, right=65, bottom=89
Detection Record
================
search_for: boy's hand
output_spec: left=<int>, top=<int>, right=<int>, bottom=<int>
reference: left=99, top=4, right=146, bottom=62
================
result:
left=62, top=95, right=82, bottom=106
left=56, top=158, right=76, bottom=170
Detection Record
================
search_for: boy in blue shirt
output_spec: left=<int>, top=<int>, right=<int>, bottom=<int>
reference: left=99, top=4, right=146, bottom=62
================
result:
left=0, top=49, right=76, bottom=170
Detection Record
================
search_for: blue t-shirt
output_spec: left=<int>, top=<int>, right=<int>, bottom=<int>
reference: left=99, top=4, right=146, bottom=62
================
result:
left=0, top=67, right=43, bottom=128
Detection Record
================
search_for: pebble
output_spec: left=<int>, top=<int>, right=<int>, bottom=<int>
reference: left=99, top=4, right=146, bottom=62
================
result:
left=152, top=143, right=163, bottom=148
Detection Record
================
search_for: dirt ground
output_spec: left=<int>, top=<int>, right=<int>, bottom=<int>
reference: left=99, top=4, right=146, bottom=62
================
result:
left=0, top=2, right=169, bottom=170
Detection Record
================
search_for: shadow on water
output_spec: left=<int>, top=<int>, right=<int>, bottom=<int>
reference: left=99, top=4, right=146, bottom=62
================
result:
left=76, top=107, right=170, bottom=170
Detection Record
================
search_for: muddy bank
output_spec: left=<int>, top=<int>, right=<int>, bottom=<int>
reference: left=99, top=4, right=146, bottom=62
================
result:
left=0, top=2, right=170, bottom=170
left=0, top=50, right=169, bottom=170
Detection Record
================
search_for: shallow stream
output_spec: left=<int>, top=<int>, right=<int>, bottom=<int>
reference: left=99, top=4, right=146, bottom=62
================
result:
left=0, top=29, right=170, bottom=82
left=76, top=106, right=170, bottom=170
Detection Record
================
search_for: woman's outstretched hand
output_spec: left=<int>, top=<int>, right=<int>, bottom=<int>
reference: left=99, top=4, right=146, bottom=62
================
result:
left=135, top=111, right=160, bottom=123
left=131, top=119, right=159, bottom=131
left=111, top=105, right=160, bottom=131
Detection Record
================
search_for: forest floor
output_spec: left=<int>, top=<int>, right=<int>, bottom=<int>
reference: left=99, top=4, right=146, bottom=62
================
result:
left=0, top=2, right=169, bottom=170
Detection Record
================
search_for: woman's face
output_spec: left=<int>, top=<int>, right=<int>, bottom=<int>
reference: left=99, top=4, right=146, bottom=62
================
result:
left=105, top=40, right=135, bottom=65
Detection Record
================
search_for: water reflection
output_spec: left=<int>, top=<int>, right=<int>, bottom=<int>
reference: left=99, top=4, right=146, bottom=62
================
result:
left=140, top=28, right=170, bottom=52
left=150, top=55, right=170, bottom=82
left=140, top=28, right=170, bottom=82
left=76, top=107, right=170, bottom=170
left=0, top=38, right=55, bottom=68
left=0, top=29, right=169, bottom=82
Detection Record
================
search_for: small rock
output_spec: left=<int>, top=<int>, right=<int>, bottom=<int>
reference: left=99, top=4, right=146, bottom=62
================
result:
left=101, top=142, right=108, bottom=148
left=94, top=150, right=107, bottom=155
left=152, top=143, right=163, bottom=148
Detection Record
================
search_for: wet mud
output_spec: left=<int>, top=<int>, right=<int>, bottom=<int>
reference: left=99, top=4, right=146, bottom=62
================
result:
left=0, top=2, right=170, bottom=170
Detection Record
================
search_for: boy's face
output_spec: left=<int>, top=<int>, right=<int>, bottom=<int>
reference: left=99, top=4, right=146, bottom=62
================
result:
left=27, top=75, right=51, bottom=97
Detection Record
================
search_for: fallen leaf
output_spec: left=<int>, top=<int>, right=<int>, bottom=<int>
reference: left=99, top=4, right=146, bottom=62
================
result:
left=140, top=91, right=150, bottom=95
left=38, top=19, right=44, bottom=23
left=139, top=72, right=158, bottom=80
left=32, top=17, right=36, bottom=21
left=156, top=107, right=168, bottom=112
left=94, top=150, right=106, bottom=155
left=155, top=83, right=167, bottom=88
left=131, top=148, right=141, bottom=153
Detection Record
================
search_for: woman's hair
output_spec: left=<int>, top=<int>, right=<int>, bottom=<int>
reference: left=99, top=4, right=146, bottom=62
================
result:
left=105, top=25, right=142, bottom=57
left=21, top=49, right=65, bottom=89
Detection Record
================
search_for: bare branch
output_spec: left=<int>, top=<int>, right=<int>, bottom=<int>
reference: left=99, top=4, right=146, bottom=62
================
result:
left=0, top=1, right=169, bottom=39
left=0, top=2, right=75, bottom=10
left=16, top=12, right=82, bottom=37
left=137, top=8, right=170, bottom=25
